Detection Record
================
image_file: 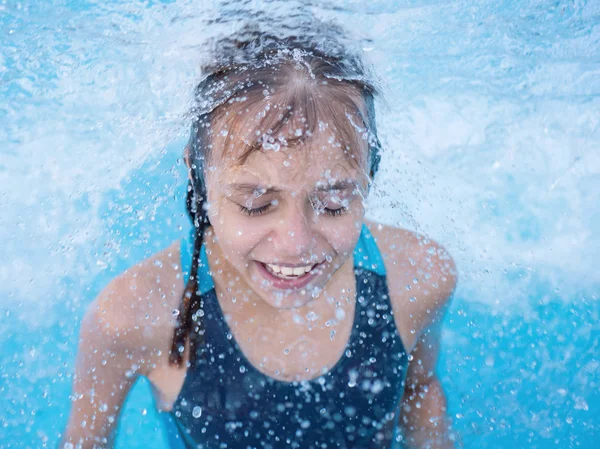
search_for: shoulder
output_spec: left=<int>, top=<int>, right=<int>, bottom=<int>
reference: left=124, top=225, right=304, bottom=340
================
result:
left=364, top=220, right=457, bottom=350
left=80, top=241, right=185, bottom=374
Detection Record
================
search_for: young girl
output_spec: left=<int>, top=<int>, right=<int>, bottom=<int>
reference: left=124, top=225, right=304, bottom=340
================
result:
left=61, top=26, right=457, bottom=449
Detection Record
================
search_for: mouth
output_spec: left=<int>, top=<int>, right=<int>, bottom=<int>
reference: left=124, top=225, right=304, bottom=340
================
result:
left=256, top=260, right=325, bottom=290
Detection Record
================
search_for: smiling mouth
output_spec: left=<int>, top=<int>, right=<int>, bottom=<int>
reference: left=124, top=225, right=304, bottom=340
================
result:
left=255, top=260, right=325, bottom=290
left=263, top=262, right=319, bottom=279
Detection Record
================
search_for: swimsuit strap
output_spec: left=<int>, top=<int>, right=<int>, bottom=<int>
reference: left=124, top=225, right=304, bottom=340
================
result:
left=180, top=223, right=387, bottom=291
left=353, top=223, right=387, bottom=276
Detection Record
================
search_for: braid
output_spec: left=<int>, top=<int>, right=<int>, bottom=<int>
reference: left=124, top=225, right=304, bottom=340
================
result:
left=169, top=182, right=209, bottom=367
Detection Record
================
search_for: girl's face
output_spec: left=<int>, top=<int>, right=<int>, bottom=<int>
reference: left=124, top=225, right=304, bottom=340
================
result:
left=204, top=120, right=369, bottom=310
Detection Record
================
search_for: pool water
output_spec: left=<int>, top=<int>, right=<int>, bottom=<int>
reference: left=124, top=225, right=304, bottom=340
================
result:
left=1, top=0, right=599, bottom=448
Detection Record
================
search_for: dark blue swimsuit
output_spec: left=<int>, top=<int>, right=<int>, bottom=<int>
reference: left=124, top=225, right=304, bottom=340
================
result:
left=162, top=224, right=408, bottom=449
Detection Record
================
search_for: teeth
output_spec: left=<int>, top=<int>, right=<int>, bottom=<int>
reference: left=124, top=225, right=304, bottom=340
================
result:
left=266, top=263, right=314, bottom=278
left=267, top=264, right=281, bottom=273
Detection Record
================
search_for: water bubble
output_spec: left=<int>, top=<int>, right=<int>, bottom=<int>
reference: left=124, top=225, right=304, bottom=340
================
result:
left=371, top=380, right=384, bottom=394
left=348, top=370, right=358, bottom=387
left=344, top=406, right=356, bottom=417
left=574, top=396, right=589, bottom=411
left=192, top=406, right=203, bottom=418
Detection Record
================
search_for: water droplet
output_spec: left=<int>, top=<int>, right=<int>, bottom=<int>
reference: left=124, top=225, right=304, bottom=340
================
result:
left=192, top=406, right=202, bottom=418
left=284, top=348, right=290, bottom=355
left=409, top=296, right=417, bottom=303
left=306, top=311, right=318, bottom=322
left=330, top=330, right=336, bottom=340
left=344, top=406, right=356, bottom=417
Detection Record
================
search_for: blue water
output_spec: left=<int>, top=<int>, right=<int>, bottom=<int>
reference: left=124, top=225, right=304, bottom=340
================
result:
left=1, top=0, right=599, bottom=448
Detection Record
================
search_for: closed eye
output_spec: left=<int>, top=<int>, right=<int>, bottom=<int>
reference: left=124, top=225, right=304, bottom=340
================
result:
left=238, top=203, right=348, bottom=217
left=238, top=204, right=271, bottom=216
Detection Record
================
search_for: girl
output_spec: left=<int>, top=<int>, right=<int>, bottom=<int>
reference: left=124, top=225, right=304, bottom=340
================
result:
left=61, top=26, right=457, bottom=449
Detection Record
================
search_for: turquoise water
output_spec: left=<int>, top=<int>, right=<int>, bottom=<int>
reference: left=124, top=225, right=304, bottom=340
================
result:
left=1, top=0, right=599, bottom=448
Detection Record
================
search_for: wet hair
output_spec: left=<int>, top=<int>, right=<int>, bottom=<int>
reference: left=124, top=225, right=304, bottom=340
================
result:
left=169, top=24, right=383, bottom=367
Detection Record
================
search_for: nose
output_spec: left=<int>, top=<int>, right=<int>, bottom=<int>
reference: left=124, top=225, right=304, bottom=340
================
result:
left=272, top=203, right=316, bottom=262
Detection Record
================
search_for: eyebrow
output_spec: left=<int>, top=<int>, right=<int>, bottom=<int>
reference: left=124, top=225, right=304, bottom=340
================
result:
left=226, top=180, right=358, bottom=195
left=226, top=183, right=282, bottom=195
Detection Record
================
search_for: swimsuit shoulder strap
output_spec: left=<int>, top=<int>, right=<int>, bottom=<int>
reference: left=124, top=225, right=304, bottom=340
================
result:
left=180, top=228, right=215, bottom=294
left=353, top=223, right=387, bottom=276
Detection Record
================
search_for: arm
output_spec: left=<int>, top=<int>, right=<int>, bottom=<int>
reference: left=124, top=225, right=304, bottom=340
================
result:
left=59, top=276, right=157, bottom=449
left=366, top=222, right=458, bottom=448
left=398, top=320, right=456, bottom=449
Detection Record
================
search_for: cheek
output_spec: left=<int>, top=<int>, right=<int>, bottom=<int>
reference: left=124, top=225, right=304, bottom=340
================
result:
left=320, top=218, right=363, bottom=256
left=210, top=204, right=270, bottom=259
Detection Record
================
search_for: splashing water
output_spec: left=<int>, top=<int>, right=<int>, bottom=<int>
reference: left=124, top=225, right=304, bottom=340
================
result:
left=1, top=0, right=599, bottom=448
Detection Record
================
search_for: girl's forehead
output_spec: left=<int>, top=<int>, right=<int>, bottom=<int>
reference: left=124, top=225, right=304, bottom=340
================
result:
left=217, top=139, right=364, bottom=190
left=207, top=87, right=370, bottom=173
